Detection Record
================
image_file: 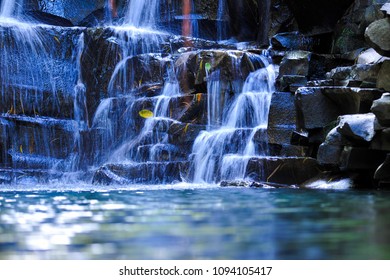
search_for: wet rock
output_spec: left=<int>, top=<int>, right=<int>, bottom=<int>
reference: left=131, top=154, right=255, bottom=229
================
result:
left=308, top=53, right=353, bottom=80
left=271, top=32, right=315, bottom=51
left=81, top=27, right=172, bottom=123
left=0, top=168, right=64, bottom=185
left=332, top=1, right=385, bottom=54
left=279, top=144, right=309, bottom=157
left=326, top=63, right=382, bottom=84
left=278, top=51, right=353, bottom=83
left=0, top=25, right=84, bottom=119
left=268, top=143, right=309, bottom=157
left=337, top=113, right=376, bottom=142
left=37, top=0, right=105, bottom=24
left=175, top=50, right=261, bottom=94
left=168, top=122, right=206, bottom=149
left=377, top=61, right=390, bottom=91
left=306, top=80, right=343, bottom=87
left=340, top=146, right=387, bottom=170
left=371, top=128, right=390, bottom=151
left=371, top=92, right=390, bottom=126
left=0, top=114, right=78, bottom=170
left=135, top=144, right=186, bottom=162
left=278, top=51, right=311, bottom=77
left=220, top=180, right=292, bottom=189
left=0, top=85, right=75, bottom=120
left=295, top=87, right=360, bottom=130
left=381, top=3, right=390, bottom=16
left=220, top=180, right=252, bottom=188
left=24, top=11, right=74, bottom=26
left=365, top=18, right=390, bottom=56
left=317, top=125, right=354, bottom=166
left=317, top=143, right=344, bottom=166
left=168, top=37, right=234, bottom=54
left=92, top=161, right=188, bottom=185
left=176, top=94, right=208, bottom=125
left=357, top=48, right=388, bottom=64
left=268, top=0, right=297, bottom=38
left=245, top=156, right=321, bottom=185
left=324, top=127, right=354, bottom=146
left=268, top=91, right=296, bottom=128
left=374, top=154, right=390, bottom=182
left=264, top=127, right=293, bottom=146
left=276, top=75, right=307, bottom=92
left=109, top=53, right=172, bottom=94
left=77, top=8, right=105, bottom=27
left=354, top=88, right=384, bottom=113
left=9, top=153, right=68, bottom=170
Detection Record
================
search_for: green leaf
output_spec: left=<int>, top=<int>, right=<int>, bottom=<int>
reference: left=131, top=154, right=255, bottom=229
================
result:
left=139, top=109, right=154, bottom=118
left=205, top=62, right=211, bottom=72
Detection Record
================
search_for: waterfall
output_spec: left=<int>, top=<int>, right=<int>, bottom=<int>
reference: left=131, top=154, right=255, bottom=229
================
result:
left=73, top=33, right=88, bottom=130
left=191, top=58, right=275, bottom=184
left=0, top=2, right=87, bottom=174
left=207, top=70, right=224, bottom=129
left=0, top=0, right=17, bottom=19
left=217, top=0, right=227, bottom=41
left=124, top=0, right=160, bottom=28
left=108, top=65, right=181, bottom=164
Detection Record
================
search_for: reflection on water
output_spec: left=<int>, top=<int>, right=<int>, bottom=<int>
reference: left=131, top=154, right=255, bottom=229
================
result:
left=1, top=185, right=390, bottom=260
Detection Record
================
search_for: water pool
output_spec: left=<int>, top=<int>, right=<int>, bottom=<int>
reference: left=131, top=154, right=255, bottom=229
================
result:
left=1, top=184, right=390, bottom=260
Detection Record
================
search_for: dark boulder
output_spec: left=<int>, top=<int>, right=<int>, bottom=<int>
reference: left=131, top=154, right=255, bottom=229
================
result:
left=245, top=156, right=322, bottom=185
left=92, top=161, right=188, bottom=185
left=24, top=11, right=74, bottom=26
left=377, top=61, right=390, bottom=91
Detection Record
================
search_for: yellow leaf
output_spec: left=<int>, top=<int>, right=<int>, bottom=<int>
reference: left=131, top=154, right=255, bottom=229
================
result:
left=19, top=145, right=23, bottom=153
left=184, top=123, right=190, bottom=134
left=139, top=109, right=154, bottom=118
left=196, top=93, right=202, bottom=103
left=54, top=36, right=60, bottom=44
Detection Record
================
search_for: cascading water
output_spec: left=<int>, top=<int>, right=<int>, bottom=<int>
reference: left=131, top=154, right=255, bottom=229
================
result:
left=88, top=0, right=170, bottom=167
left=108, top=66, right=181, bottom=163
left=0, top=2, right=87, bottom=175
left=217, top=0, right=227, bottom=41
left=1, top=1, right=276, bottom=185
left=191, top=55, right=275, bottom=184
left=124, top=0, right=161, bottom=28
left=0, top=0, right=17, bottom=19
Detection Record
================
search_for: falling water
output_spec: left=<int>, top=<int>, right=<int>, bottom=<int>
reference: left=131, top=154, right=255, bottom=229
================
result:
left=108, top=65, right=181, bottom=163
left=0, top=2, right=87, bottom=174
left=0, top=0, right=17, bottom=19
left=217, top=0, right=227, bottom=41
left=124, top=0, right=161, bottom=28
left=88, top=0, right=178, bottom=170
left=207, top=70, right=224, bottom=129
left=191, top=57, right=275, bottom=183
left=73, top=33, right=88, bottom=129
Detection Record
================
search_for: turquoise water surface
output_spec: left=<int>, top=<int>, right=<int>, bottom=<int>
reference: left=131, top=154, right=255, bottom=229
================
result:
left=1, top=184, right=390, bottom=260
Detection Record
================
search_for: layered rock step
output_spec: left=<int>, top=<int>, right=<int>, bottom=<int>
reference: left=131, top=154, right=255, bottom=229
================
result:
left=92, top=161, right=189, bottom=185
left=0, top=114, right=80, bottom=170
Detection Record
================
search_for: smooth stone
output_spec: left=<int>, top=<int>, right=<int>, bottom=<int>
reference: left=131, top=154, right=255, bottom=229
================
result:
left=371, top=92, right=390, bottom=126
left=337, top=113, right=376, bottom=142
left=365, top=18, right=390, bottom=56
left=377, top=60, right=390, bottom=91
